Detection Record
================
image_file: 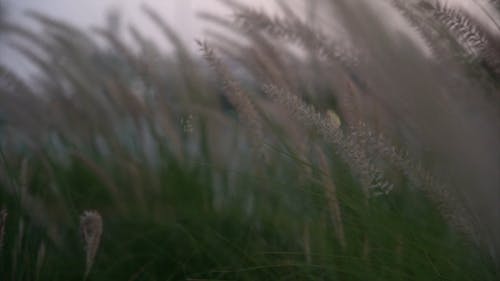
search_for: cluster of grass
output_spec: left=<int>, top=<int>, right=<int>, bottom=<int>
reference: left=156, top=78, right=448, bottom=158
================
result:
left=0, top=0, right=499, bottom=280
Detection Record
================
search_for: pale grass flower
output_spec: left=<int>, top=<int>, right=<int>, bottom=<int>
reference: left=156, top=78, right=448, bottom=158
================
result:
left=80, top=210, right=103, bottom=278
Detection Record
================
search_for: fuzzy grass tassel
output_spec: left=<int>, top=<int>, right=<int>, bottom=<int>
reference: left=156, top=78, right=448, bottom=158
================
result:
left=80, top=210, right=103, bottom=279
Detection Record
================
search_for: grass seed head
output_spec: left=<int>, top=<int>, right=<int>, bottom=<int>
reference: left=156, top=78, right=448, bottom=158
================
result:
left=80, top=210, right=103, bottom=278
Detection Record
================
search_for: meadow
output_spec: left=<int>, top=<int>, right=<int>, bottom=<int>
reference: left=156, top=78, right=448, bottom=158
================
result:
left=0, top=0, right=499, bottom=280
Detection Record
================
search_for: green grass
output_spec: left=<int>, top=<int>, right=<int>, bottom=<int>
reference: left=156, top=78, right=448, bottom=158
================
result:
left=0, top=135, right=496, bottom=280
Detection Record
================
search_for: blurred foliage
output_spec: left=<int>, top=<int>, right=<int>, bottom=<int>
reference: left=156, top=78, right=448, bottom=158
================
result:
left=0, top=0, right=499, bottom=280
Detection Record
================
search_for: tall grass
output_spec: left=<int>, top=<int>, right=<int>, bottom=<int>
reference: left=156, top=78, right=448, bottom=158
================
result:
left=0, top=0, right=499, bottom=280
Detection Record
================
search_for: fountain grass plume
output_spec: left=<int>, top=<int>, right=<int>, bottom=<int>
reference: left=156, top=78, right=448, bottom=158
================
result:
left=80, top=210, right=103, bottom=279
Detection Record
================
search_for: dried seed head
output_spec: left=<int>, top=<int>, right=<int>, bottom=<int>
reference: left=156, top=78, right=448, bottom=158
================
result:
left=80, top=210, right=103, bottom=278
left=198, top=40, right=268, bottom=161
left=432, top=4, right=488, bottom=56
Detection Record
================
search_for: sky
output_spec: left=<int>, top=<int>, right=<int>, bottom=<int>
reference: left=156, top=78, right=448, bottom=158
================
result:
left=1, top=0, right=499, bottom=77
left=3, top=0, right=279, bottom=46
left=0, top=0, right=282, bottom=75
left=3, top=0, right=499, bottom=49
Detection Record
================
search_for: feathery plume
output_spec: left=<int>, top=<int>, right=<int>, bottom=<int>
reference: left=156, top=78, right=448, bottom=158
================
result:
left=432, top=4, right=488, bottom=56
left=197, top=40, right=268, bottom=161
left=315, top=146, right=346, bottom=248
left=262, top=84, right=388, bottom=194
left=389, top=0, right=440, bottom=57
left=352, top=124, right=479, bottom=244
left=233, top=6, right=359, bottom=68
left=80, top=210, right=103, bottom=278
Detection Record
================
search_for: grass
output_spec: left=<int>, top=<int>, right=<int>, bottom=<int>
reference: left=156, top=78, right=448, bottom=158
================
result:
left=1, top=142, right=495, bottom=280
left=0, top=0, right=499, bottom=280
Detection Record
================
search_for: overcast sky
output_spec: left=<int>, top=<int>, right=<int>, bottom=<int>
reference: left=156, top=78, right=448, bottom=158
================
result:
left=4, top=1, right=494, bottom=36
left=1, top=0, right=270, bottom=75
left=3, top=0, right=499, bottom=47
left=3, top=0, right=280, bottom=45
left=2, top=0, right=499, bottom=77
